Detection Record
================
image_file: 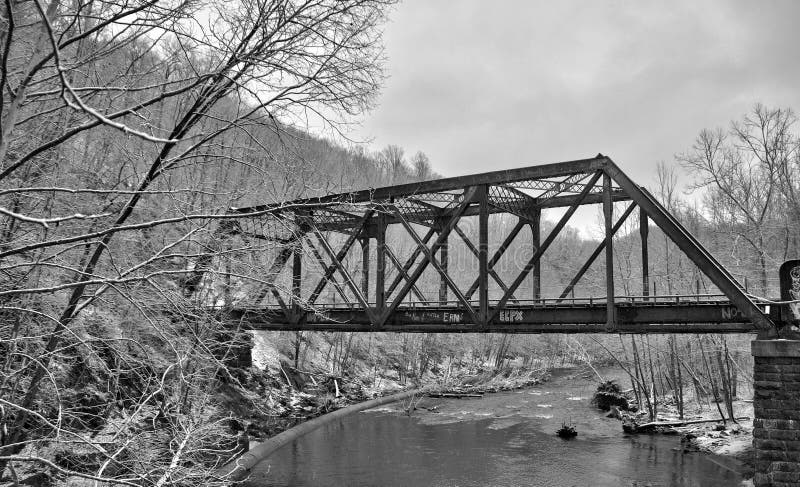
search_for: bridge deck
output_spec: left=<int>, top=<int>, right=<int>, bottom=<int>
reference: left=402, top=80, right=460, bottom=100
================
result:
left=222, top=295, right=771, bottom=333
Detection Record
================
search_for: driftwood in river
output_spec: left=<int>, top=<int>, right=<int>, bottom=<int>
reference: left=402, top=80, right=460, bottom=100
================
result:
left=427, top=392, right=484, bottom=398
left=623, top=416, right=750, bottom=434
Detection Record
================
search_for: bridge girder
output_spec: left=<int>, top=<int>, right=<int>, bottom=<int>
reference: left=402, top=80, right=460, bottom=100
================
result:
left=210, top=154, right=778, bottom=334
left=224, top=302, right=766, bottom=334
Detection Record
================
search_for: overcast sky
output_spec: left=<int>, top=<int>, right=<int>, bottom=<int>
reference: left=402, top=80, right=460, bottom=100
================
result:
left=354, top=1, right=800, bottom=189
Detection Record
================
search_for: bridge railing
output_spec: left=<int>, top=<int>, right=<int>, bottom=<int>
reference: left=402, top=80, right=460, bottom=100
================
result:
left=235, top=293, right=770, bottom=312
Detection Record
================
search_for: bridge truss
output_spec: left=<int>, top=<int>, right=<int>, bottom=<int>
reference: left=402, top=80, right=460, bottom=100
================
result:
left=218, top=155, right=777, bottom=334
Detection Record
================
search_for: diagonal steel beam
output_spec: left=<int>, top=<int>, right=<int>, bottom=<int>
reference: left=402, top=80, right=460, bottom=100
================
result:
left=384, top=245, right=428, bottom=303
left=490, top=171, right=603, bottom=322
left=233, top=217, right=292, bottom=307
left=253, top=247, right=292, bottom=304
left=392, top=210, right=481, bottom=326
left=312, top=228, right=376, bottom=322
left=464, top=219, right=527, bottom=299
left=251, top=245, right=296, bottom=322
left=453, top=224, right=519, bottom=304
left=267, top=286, right=291, bottom=320
left=307, top=210, right=374, bottom=304
left=557, top=202, right=637, bottom=301
left=602, top=159, right=775, bottom=332
left=304, top=235, right=352, bottom=306
left=378, top=194, right=475, bottom=326
left=385, top=227, right=437, bottom=298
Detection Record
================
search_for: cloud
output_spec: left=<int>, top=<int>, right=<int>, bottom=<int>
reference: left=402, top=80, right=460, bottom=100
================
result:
left=357, top=0, right=800, bottom=188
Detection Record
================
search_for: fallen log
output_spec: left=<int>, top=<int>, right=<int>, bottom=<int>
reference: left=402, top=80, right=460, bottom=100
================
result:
left=624, top=416, right=750, bottom=434
left=427, top=392, right=484, bottom=398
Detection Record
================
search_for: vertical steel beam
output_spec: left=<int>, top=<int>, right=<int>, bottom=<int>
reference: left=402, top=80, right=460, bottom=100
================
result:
left=439, top=237, right=449, bottom=305
left=478, top=185, right=489, bottom=322
left=604, top=172, right=615, bottom=330
left=640, top=207, right=649, bottom=301
left=292, top=240, right=302, bottom=322
left=361, top=238, right=370, bottom=303
left=376, top=215, right=386, bottom=311
left=531, top=209, right=541, bottom=301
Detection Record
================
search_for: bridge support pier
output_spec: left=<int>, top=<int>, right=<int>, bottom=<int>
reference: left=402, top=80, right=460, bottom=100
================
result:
left=215, top=330, right=253, bottom=369
left=752, top=340, right=800, bottom=487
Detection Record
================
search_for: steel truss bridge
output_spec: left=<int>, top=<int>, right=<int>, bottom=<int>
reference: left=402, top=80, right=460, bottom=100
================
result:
left=211, top=155, right=781, bottom=335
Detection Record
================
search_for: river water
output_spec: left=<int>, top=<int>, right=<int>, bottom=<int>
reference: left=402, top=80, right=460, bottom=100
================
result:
left=245, top=368, right=746, bottom=486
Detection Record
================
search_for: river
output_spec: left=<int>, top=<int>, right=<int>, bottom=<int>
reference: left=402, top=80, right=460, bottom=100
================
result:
left=244, top=368, right=747, bottom=486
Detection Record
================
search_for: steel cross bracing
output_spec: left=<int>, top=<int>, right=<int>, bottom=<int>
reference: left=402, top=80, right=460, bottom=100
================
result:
left=212, top=155, right=778, bottom=334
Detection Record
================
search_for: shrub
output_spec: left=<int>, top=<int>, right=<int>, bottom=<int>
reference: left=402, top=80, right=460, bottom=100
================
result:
left=591, top=380, right=630, bottom=411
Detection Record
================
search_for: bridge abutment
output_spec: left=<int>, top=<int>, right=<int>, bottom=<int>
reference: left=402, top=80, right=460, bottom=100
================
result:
left=215, top=330, right=253, bottom=369
left=752, top=340, right=800, bottom=486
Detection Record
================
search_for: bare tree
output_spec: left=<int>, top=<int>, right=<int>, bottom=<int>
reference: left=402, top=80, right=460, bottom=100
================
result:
left=379, top=144, right=407, bottom=182
left=0, top=0, right=396, bottom=482
left=411, top=151, right=432, bottom=181
left=655, top=161, right=680, bottom=294
left=677, top=105, right=796, bottom=295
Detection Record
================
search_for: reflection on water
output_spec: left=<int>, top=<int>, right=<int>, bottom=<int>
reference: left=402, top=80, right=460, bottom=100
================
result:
left=245, top=370, right=745, bottom=487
